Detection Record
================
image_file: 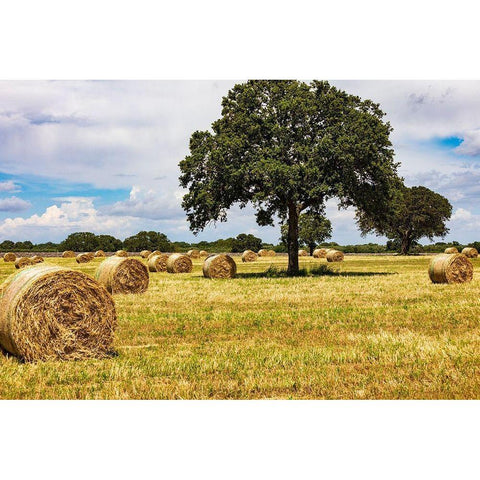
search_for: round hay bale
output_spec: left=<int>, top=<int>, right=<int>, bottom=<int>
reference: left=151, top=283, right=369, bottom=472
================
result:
left=76, top=253, right=92, bottom=264
left=199, top=250, right=208, bottom=257
left=187, top=249, right=200, bottom=259
left=429, top=253, right=473, bottom=284
left=242, top=250, right=258, bottom=262
left=31, top=255, right=44, bottom=264
left=0, top=265, right=117, bottom=362
left=147, top=250, right=161, bottom=261
left=462, top=247, right=478, bottom=258
left=62, top=250, right=76, bottom=258
left=15, top=257, right=34, bottom=269
left=95, top=257, right=149, bottom=294
left=326, top=250, right=344, bottom=262
left=299, top=249, right=308, bottom=256
left=313, top=248, right=327, bottom=258
left=268, top=250, right=276, bottom=256
left=3, top=252, right=16, bottom=262
left=166, top=253, right=193, bottom=273
left=445, top=247, right=459, bottom=254
left=95, top=250, right=106, bottom=258
left=140, top=250, right=152, bottom=259
left=148, top=253, right=170, bottom=272
left=115, top=250, right=128, bottom=257
left=203, top=254, right=237, bottom=279
left=258, top=249, right=268, bottom=257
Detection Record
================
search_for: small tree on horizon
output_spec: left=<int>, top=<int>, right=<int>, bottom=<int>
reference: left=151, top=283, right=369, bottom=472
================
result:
left=356, top=185, right=452, bottom=255
left=179, top=80, right=400, bottom=274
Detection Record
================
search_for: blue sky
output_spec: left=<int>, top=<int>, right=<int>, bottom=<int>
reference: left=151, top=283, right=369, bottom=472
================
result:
left=1, top=80, right=480, bottom=245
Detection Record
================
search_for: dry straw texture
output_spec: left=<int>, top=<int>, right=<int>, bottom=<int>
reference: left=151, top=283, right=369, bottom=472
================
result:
left=203, top=254, right=237, bottom=279
left=140, top=250, right=152, bottom=259
left=268, top=250, right=276, bottom=256
left=326, top=250, right=344, bottom=262
left=15, top=257, right=34, bottom=269
left=148, top=253, right=170, bottom=272
left=95, top=250, right=106, bottom=257
left=96, top=257, right=149, bottom=294
left=199, top=250, right=208, bottom=257
left=444, top=247, right=459, bottom=254
left=299, top=249, right=308, bottom=256
left=0, top=265, right=117, bottom=362
left=147, top=250, right=161, bottom=261
left=242, top=250, right=258, bottom=262
left=187, top=249, right=200, bottom=259
left=62, top=251, right=76, bottom=258
left=166, top=253, right=193, bottom=273
left=462, top=247, right=478, bottom=258
left=258, top=249, right=268, bottom=257
left=3, top=253, right=16, bottom=262
left=31, top=256, right=44, bottom=264
left=429, top=253, right=473, bottom=284
left=313, top=248, right=327, bottom=258
left=115, top=250, right=129, bottom=257
left=76, top=253, right=92, bottom=264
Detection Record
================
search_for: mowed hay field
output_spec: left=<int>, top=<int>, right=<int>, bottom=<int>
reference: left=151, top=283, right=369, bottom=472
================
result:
left=0, top=255, right=479, bottom=399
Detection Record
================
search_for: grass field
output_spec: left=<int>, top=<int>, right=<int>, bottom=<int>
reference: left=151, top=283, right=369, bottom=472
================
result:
left=0, top=254, right=479, bottom=399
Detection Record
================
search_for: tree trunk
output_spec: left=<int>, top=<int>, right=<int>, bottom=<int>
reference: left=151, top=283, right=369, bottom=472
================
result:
left=287, top=203, right=300, bottom=275
left=400, top=234, right=411, bottom=255
left=309, top=244, right=315, bottom=256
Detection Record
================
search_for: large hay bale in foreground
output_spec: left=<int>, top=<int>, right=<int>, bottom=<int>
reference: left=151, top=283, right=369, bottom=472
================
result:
left=15, top=257, right=34, bottom=269
left=299, top=249, right=308, bottom=256
left=187, top=249, right=200, bottom=259
left=429, top=254, right=473, bottom=284
left=115, top=250, right=128, bottom=257
left=166, top=253, right=193, bottom=273
left=95, top=257, right=149, bottom=294
left=445, top=247, right=459, bottom=254
left=76, top=253, right=92, bottom=264
left=313, top=248, right=327, bottom=258
left=199, top=250, right=208, bottom=257
left=62, top=250, right=76, bottom=258
left=95, top=250, right=106, bottom=258
left=203, top=254, right=237, bottom=279
left=242, top=250, right=258, bottom=262
left=0, top=265, right=117, bottom=362
left=148, top=253, right=170, bottom=272
left=140, top=250, right=152, bottom=259
left=462, top=247, right=478, bottom=258
left=326, top=250, right=344, bottom=262
left=31, top=255, right=44, bottom=264
left=3, top=252, right=16, bottom=262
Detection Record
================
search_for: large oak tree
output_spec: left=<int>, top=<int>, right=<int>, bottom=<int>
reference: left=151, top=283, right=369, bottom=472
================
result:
left=179, top=80, right=400, bottom=274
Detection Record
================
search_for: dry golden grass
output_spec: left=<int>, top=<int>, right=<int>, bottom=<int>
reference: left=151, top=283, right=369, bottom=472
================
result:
left=0, top=254, right=479, bottom=399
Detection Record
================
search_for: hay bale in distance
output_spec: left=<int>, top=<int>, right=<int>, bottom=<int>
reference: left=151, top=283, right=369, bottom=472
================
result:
left=140, top=250, right=152, bottom=259
left=462, top=247, right=478, bottom=258
left=242, top=250, right=258, bottom=262
left=166, top=253, right=193, bottom=273
left=95, top=257, right=149, bottom=294
left=15, top=257, right=34, bottom=269
left=62, top=250, right=76, bottom=258
left=268, top=250, right=276, bottom=256
left=148, top=253, right=170, bottom=272
left=95, top=250, right=106, bottom=257
left=0, top=265, right=117, bottom=362
left=298, top=249, right=308, bottom=256
left=31, top=255, right=44, bottom=264
left=445, top=247, right=459, bottom=254
left=3, top=252, right=16, bottom=262
left=429, top=253, right=473, bottom=284
left=199, top=250, right=208, bottom=257
left=326, top=250, right=344, bottom=262
left=187, top=249, right=200, bottom=259
left=147, top=250, right=161, bottom=261
left=203, top=254, right=237, bottom=279
left=313, top=248, right=327, bottom=258
left=258, top=249, right=268, bottom=257
left=115, top=250, right=128, bottom=257
left=76, top=253, right=92, bottom=264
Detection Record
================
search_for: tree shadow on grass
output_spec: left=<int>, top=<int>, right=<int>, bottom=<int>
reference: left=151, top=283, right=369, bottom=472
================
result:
left=237, top=264, right=396, bottom=279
